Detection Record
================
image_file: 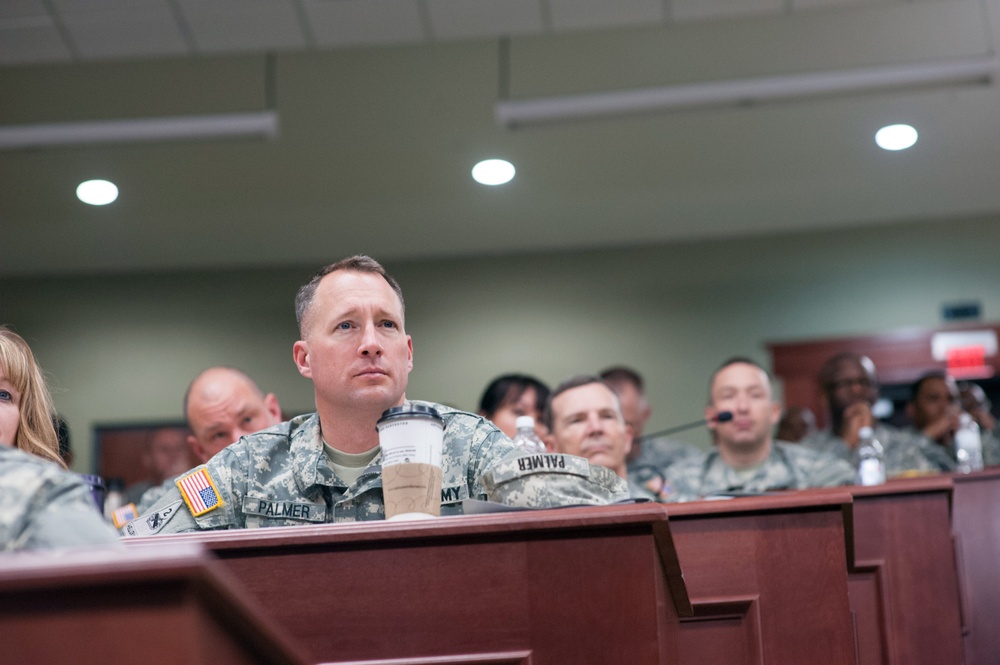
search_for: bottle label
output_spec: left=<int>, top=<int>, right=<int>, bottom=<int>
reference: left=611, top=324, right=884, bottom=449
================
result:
left=858, top=458, right=885, bottom=486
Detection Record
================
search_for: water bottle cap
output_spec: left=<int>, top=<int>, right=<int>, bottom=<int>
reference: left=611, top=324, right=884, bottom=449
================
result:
left=858, top=426, right=874, bottom=439
left=515, top=415, right=535, bottom=430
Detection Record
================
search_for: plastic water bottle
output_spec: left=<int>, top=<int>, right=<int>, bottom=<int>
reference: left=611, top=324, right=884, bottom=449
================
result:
left=103, top=477, right=126, bottom=520
left=855, top=426, right=886, bottom=486
left=954, top=412, right=984, bottom=473
left=511, top=416, right=546, bottom=454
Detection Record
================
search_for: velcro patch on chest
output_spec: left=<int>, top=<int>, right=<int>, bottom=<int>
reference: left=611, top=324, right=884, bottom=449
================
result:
left=488, top=453, right=591, bottom=485
left=176, top=468, right=224, bottom=517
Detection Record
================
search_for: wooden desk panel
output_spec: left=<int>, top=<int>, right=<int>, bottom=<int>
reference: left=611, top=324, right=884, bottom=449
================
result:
left=666, top=492, right=856, bottom=665
left=846, top=476, right=965, bottom=665
left=952, top=468, right=1000, bottom=665
left=0, top=544, right=309, bottom=665
left=131, top=504, right=689, bottom=665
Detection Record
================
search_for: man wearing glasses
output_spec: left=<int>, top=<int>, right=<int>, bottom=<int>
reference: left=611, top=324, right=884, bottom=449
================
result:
left=801, top=352, right=944, bottom=477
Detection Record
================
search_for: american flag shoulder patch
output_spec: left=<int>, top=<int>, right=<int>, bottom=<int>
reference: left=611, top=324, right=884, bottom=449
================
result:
left=111, top=502, right=138, bottom=529
left=176, top=468, right=224, bottom=517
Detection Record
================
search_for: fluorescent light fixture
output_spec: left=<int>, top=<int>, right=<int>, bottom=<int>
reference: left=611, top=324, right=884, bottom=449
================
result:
left=0, top=111, right=279, bottom=150
left=472, top=159, right=515, bottom=185
left=77, top=179, right=118, bottom=206
left=875, top=124, right=918, bottom=151
left=496, top=56, right=995, bottom=126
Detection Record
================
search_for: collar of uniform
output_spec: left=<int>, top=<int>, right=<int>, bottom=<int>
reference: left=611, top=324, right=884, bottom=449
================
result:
left=290, top=413, right=341, bottom=490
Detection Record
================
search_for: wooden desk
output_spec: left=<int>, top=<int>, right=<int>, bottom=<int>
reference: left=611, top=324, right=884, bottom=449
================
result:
left=952, top=468, right=1000, bottom=665
left=130, top=503, right=690, bottom=665
left=844, top=476, right=965, bottom=665
left=0, top=543, right=309, bottom=665
left=666, top=491, right=856, bottom=665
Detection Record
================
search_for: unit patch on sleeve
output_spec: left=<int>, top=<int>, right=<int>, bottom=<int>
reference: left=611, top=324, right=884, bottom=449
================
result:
left=121, top=500, right=183, bottom=537
left=176, top=468, right=224, bottom=517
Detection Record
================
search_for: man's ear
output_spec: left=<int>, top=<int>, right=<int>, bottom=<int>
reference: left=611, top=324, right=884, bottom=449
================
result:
left=264, top=393, right=283, bottom=423
left=543, top=431, right=558, bottom=452
left=769, top=401, right=782, bottom=426
left=187, top=434, right=205, bottom=464
left=293, top=340, right=311, bottom=378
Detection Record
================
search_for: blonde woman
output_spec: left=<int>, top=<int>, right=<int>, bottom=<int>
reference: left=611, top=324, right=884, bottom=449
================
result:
left=0, top=327, right=119, bottom=550
left=0, top=327, right=63, bottom=465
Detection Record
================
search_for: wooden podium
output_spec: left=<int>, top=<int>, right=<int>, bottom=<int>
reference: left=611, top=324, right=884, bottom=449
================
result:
left=132, top=503, right=690, bottom=664
left=0, top=543, right=309, bottom=665
left=952, top=468, right=1000, bottom=665
left=666, top=490, right=856, bottom=665
left=845, top=476, right=966, bottom=665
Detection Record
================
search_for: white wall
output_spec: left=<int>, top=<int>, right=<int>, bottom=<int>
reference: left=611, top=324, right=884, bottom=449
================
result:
left=3, top=214, right=998, bottom=472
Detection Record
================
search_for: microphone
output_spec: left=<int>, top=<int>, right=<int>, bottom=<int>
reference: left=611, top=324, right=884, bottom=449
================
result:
left=639, top=411, right=733, bottom=441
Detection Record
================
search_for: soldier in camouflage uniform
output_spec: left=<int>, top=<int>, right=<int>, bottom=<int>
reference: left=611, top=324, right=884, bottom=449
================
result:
left=960, top=382, right=1000, bottom=467
left=125, top=256, right=626, bottom=536
left=0, top=446, right=120, bottom=550
left=662, top=357, right=854, bottom=502
left=801, top=353, right=943, bottom=477
left=904, top=371, right=1000, bottom=471
left=541, top=375, right=656, bottom=502
left=599, top=367, right=699, bottom=500
left=135, top=367, right=285, bottom=513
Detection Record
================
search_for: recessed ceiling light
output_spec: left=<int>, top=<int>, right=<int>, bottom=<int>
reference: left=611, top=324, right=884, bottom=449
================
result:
left=875, top=124, right=918, bottom=151
left=472, top=159, right=515, bottom=186
left=76, top=179, right=119, bottom=205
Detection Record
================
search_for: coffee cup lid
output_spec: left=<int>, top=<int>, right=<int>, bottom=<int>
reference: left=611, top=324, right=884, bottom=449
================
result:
left=378, top=404, right=444, bottom=426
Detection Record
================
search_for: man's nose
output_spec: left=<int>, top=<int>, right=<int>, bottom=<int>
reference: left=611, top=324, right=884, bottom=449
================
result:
left=585, top=413, right=605, bottom=434
left=359, top=323, right=383, bottom=356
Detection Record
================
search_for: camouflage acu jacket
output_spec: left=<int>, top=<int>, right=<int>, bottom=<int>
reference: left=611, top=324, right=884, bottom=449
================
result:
left=124, top=401, right=627, bottom=536
left=801, top=424, right=945, bottom=477
left=662, top=441, right=855, bottom=502
left=0, top=446, right=120, bottom=550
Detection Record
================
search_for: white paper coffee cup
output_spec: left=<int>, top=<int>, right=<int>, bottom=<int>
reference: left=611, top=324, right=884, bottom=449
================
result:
left=377, top=405, right=445, bottom=519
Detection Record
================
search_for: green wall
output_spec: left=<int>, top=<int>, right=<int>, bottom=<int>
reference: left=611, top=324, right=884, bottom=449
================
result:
left=3, top=214, right=997, bottom=472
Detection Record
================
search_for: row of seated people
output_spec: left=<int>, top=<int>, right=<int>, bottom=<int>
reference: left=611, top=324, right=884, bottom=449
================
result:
left=2, top=255, right=628, bottom=549
left=3, top=253, right=998, bottom=549
left=478, top=357, right=1000, bottom=502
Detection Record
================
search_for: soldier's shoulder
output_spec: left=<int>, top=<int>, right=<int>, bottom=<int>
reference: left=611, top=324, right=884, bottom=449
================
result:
left=0, top=447, right=77, bottom=488
left=412, top=401, right=501, bottom=438
left=235, top=413, right=315, bottom=451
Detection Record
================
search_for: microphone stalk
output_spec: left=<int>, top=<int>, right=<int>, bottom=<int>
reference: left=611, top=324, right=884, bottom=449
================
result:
left=639, top=411, right=733, bottom=441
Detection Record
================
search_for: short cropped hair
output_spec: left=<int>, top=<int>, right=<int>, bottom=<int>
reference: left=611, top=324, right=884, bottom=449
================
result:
left=542, top=374, right=621, bottom=431
left=294, top=255, right=405, bottom=336
left=599, top=366, right=645, bottom=393
left=818, top=351, right=876, bottom=392
left=910, top=370, right=951, bottom=401
left=707, top=356, right=772, bottom=404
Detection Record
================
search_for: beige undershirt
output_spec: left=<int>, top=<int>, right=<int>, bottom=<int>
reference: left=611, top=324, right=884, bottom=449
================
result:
left=323, top=441, right=380, bottom=487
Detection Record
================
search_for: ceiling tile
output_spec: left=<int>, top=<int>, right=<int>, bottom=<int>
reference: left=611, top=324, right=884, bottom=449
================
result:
left=302, top=0, right=425, bottom=47
left=57, top=2, right=190, bottom=60
left=549, top=0, right=664, bottom=31
left=671, top=0, right=785, bottom=22
left=425, top=0, right=544, bottom=40
left=0, top=23, right=73, bottom=65
left=177, top=0, right=306, bottom=53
